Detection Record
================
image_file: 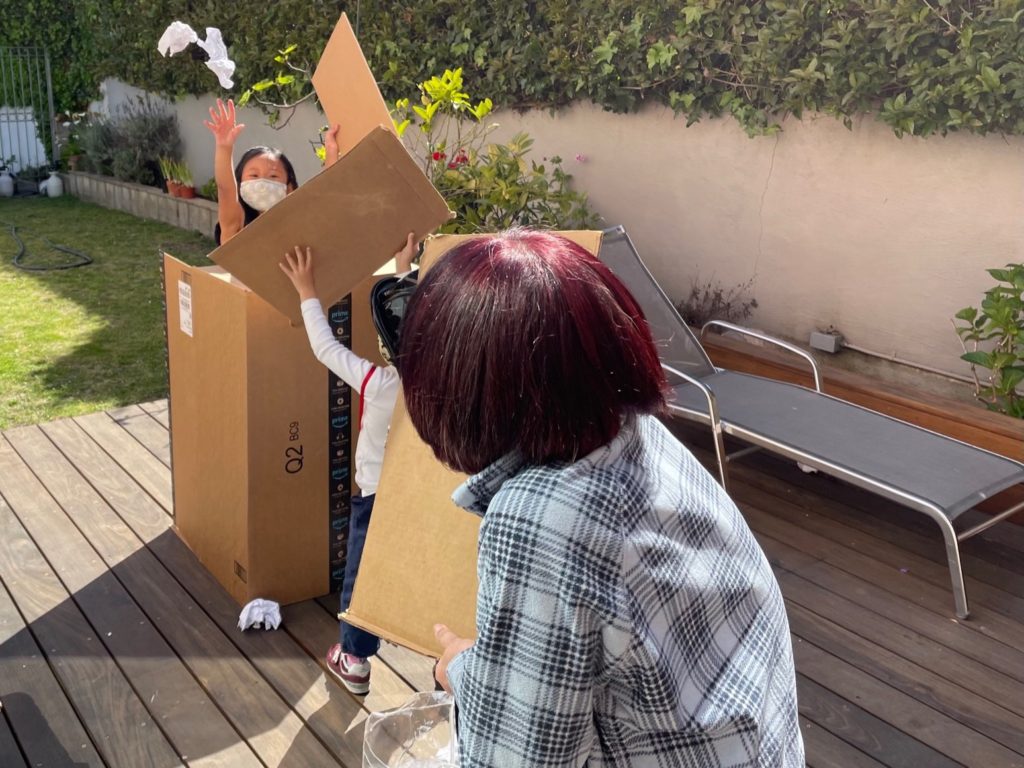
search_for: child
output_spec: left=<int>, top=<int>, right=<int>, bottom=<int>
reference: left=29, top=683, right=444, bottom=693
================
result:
left=280, top=236, right=416, bottom=695
left=204, top=98, right=341, bottom=244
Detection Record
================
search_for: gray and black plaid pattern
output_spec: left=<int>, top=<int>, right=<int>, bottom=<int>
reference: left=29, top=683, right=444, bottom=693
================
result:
left=448, top=414, right=804, bottom=767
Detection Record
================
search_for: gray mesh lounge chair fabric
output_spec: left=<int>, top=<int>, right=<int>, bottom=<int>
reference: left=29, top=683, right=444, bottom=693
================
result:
left=670, top=372, right=1023, bottom=520
left=598, top=225, right=1024, bottom=619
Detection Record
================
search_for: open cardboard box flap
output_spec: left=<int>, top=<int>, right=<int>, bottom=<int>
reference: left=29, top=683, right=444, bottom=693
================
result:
left=208, top=12, right=450, bottom=324
left=311, top=13, right=397, bottom=156
left=344, top=230, right=605, bottom=657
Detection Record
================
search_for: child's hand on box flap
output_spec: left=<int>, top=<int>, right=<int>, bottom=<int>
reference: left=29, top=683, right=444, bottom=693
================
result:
left=394, top=232, right=418, bottom=273
left=323, top=124, right=341, bottom=167
left=279, top=246, right=318, bottom=302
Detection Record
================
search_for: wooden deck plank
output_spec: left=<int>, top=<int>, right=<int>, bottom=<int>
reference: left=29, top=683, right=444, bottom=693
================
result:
left=106, top=404, right=171, bottom=467
left=0, top=496, right=183, bottom=767
left=734, top=476, right=1024, bottom=626
left=778, top=567, right=1024, bottom=716
left=6, top=400, right=1023, bottom=768
left=138, top=400, right=170, bottom=428
left=376, top=643, right=438, bottom=695
left=734, top=455, right=1024, bottom=598
left=2, top=428, right=263, bottom=768
left=0, top=577, right=105, bottom=768
left=37, top=418, right=369, bottom=766
left=73, top=411, right=174, bottom=514
left=788, top=601, right=1024, bottom=754
left=0, top=703, right=28, bottom=768
left=795, top=675, right=960, bottom=768
left=799, top=718, right=886, bottom=768
left=747, top=508, right=1024, bottom=685
left=795, top=639, right=1022, bottom=766
left=735, top=486, right=1024, bottom=653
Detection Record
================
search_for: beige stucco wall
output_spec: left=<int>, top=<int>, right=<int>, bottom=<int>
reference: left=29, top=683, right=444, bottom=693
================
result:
left=490, top=105, right=1024, bottom=380
left=97, top=80, right=1024, bottom=379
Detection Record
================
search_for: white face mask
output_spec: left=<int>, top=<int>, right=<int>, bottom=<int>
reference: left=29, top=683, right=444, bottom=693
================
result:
left=239, top=179, right=288, bottom=211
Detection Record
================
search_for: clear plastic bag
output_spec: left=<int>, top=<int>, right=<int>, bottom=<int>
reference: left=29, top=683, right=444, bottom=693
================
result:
left=363, top=691, right=459, bottom=767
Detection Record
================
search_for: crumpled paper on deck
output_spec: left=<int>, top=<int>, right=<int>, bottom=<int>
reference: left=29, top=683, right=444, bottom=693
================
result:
left=238, top=598, right=282, bottom=631
left=157, top=21, right=236, bottom=89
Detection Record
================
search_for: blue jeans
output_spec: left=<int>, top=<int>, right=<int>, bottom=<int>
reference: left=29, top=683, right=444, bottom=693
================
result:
left=340, top=492, right=380, bottom=658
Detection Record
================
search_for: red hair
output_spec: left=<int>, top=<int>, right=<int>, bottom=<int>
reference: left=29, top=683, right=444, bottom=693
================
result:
left=400, top=229, right=667, bottom=474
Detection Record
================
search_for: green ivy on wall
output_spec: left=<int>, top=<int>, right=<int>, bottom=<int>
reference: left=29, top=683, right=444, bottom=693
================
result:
left=8, top=1, right=1024, bottom=138
left=0, top=0, right=100, bottom=113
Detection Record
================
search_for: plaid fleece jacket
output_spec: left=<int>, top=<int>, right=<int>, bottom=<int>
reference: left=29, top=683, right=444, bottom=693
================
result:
left=446, top=414, right=804, bottom=767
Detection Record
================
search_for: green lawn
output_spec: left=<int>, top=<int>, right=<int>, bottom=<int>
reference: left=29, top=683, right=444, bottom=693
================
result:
left=0, top=196, right=214, bottom=429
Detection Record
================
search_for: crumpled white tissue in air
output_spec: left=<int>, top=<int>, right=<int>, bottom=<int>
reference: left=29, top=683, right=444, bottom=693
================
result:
left=157, top=21, right=236, bottom=89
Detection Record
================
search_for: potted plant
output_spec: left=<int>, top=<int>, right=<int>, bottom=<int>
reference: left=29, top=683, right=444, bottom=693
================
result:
left=159, top=157, right=180, bottom=196
left=176, top=161, right=196, bottom=198
left=57, top=112, right=87, bottom=171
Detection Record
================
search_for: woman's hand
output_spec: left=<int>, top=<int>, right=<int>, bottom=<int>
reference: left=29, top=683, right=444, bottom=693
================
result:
left=394, top=232, right=418, bottom=273
left=433, top=624, right=474, bottom=694
left=204, top=98, right=245, bottom=148
left=279, top=246, right=318, bottom=302
left=323, top=124, right=341, bottom=167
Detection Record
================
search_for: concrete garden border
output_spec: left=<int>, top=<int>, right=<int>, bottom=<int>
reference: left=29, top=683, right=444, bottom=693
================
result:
left=62, top=171, right=217, bottom=239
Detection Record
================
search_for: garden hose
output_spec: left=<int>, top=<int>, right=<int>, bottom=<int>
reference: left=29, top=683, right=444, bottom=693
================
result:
left=2, top=221, right=94, bottom=271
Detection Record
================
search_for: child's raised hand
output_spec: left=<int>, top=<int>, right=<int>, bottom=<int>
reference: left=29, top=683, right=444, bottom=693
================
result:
left=203, top=98, right=245, bottom=148
left=279, top=246, right=319, bottom=302
left=394, top=232, right=418, bottom=273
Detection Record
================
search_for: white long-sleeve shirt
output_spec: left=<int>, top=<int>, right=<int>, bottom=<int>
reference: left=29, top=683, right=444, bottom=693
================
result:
left=300, top=298, right=399, bottom=495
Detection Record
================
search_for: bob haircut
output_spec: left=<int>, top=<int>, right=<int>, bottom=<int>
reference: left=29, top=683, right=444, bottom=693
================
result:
left=399, top=229, right=667, bottom=475
left=214, top=146, right=299, bottom=245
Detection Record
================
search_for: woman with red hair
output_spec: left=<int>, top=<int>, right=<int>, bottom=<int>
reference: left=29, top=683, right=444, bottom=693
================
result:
left=401, top=230, right=803, bottom=767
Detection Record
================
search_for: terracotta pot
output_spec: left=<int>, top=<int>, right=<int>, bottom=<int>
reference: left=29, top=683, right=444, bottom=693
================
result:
left=67, top=155, right=82, bottom=171
left=178, top=185, right=196, bottom=199
left=167, top=180, right=181, bottom=196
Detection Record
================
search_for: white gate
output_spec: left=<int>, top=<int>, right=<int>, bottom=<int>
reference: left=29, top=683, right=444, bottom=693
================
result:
left=0, top=47, right=56, bottom=184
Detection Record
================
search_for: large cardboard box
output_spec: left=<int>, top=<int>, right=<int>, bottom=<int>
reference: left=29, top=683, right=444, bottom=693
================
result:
left=164, top=11, right=450, bottom=606
left=344, top=231, right=604, bottom=656
left=164, top=256, right=390, bottom=606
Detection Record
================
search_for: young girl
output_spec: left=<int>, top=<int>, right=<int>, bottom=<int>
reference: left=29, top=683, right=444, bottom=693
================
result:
left=279, top=236, right=416, bottom=695
left=204, top=98, right=340, bottom=244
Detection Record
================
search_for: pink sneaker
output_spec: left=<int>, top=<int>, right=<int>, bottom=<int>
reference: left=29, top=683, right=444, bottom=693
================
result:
left=326, top=643, right=371, bottom=695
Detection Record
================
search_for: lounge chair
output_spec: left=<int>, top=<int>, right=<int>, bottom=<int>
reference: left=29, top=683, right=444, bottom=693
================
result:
left=599, top=225, right=1024, bottom=619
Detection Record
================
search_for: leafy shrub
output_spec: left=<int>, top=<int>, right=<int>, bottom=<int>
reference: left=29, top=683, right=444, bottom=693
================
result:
left=79, top=98, right=182, bottom=187
left=56, top=0, right=1024, bottom=139
left=954, top=265, right=1024, bottom=419
left=392, top=69, right=597, bottom=233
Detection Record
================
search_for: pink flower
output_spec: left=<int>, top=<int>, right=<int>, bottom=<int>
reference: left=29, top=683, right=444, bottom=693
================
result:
left=574, top=153, right=587, bottom=163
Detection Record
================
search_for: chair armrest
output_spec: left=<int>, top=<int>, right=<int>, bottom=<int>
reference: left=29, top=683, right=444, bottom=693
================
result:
left=661, top=363, right=729, bottom=489
left=700, top=320, right=823, bottom=393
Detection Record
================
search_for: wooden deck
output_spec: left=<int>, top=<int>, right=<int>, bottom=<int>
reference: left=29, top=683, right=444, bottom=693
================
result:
left=0, top=403, right=1022, bottom=767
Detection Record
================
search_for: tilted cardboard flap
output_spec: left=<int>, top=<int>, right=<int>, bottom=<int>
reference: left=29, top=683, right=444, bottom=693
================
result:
left=345, top=230, right=604, bottom=657
left=209, top=127, right=451, bottom=325
left=311, top=12, right=397, bottom=155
